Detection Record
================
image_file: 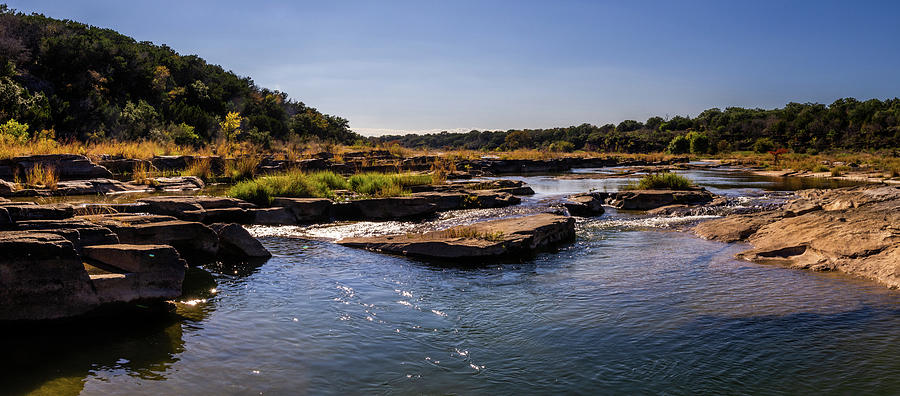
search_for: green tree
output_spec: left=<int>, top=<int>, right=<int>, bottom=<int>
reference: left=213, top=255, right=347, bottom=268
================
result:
left=504, top=130, right=531, bottom=149
left=753, top=137, right=775, bottom=153
left=686, top=131, right=710, bottom=154
left=0, top=119, right=29, bottom=142
left=667, top=135, right=690, bottom=154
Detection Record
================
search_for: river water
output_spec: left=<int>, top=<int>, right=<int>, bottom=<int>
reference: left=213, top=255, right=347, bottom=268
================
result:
left=4, top=168, right=898, bottom=395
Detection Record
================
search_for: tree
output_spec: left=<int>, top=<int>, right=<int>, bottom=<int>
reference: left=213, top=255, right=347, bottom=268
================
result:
left=219, top=111, right=242, bottom=142
left=504, top=130, right=531, bottom=149
left=549, top=140, right=575, bottom=152
left=0, top=119, right=29, bottom=142
left=753, top=137, right=775, bottom=153
left=686, top=131, right=709, bottom=154
left=667, top=135, right=690, bottom=154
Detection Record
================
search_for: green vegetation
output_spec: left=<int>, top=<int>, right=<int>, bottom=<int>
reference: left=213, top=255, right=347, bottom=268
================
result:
left=227, top=171, right=433, bottom=206
left=623, top=172, right=694, bottom=190
left=375, top=99, right=899, bottom=153
left=0, top=6, right=359, bottom=145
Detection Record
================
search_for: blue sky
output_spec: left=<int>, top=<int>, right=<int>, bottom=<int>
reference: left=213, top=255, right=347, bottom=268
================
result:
left=7, top=0, right=900, bottom=135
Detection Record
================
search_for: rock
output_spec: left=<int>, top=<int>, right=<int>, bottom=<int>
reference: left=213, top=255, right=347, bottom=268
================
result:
left=694, top=212, right=785, bottom=242
left=609, top=188, right=715, bottom=210
left=252, top=207, right=298, bottom=225
left=338, top=213, right=575, bottom=260
left=10, top=154, right=113, bottom=180
left=148, top=176, right=205, bottom=191
left=97, top=158, right=155, bottom=174
left=0, top=179, right=15, bottom=195
left=469, top=190, right=521, bottom=208
left=151, top=155, right=223, bottom=172
left=270, top=197, right=332, bottom=223
left=334, top=196, right=437, bottom=220
left=564, top=193, right=605, bottom=217
left=0, top=232, right=99, bottom=320
left=82, top=244, right=188, bottom=302
left=783, top=199, right=822, bottom=217
left=14, top=219, right=119, bottom=249
left=137, top=196, right=256, bottom=223
left=87, top=214, right=219, bottom=261
left=696, top=185, right=900, bottom=288
left=209, top=223, right=272, bottom=259
left=0, top=202, right=75, bottom=221
left=412, top=191, right=469, bottom=211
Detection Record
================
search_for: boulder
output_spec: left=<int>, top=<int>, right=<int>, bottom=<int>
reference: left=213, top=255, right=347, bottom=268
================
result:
left=338, top=213, right=575, bottom=260
left=0, top=232, right=99, bottom=320
left=469, top=190, right=521, bottom=208
left=334, top=196, right=437, bottom=220
left=564, top=193, right=605, bottom=217
left=0, top=179, right=15, bottom=195
left=412, top=191, right=469, bottom=211
left=82, top=244, right=188, bottom=302
left=209, top=223, right=272, bottom=259
left=148, top=176, right=205, bottom=191
left=609, top=188, right=715, bottom=210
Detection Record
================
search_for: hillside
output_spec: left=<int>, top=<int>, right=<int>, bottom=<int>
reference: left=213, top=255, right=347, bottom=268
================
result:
left=0, top=5, right=359, bottom=145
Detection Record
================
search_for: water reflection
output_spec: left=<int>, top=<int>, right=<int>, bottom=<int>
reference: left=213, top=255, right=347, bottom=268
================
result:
left=0, top=314, right=186, bottom=396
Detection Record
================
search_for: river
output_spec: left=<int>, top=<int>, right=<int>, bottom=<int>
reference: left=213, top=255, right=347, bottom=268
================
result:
left=4, top=168, right=897, bottom=395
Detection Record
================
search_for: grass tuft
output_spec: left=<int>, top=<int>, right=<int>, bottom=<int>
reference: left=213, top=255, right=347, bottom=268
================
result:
left=623, top=172, right=693, bottom=190
left=24, top=164, right=58, bottom=190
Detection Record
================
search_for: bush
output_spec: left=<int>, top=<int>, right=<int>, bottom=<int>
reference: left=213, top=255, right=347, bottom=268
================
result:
left=753, top=138, right=776, bottom=154
left=716, top=140, right=732, bottom=154
left=0, top=119, right=29, bottom=143
left=549, top=140, right=575, bottom=152
left=686, top=131, right=709, bottom=154
left=226, top=157, right=260, bottom=181
left=228, top=180, right=274, bottom=206
left=666, top=135, right=690, bottom=154
left=623, top=172, right=694, bottom=190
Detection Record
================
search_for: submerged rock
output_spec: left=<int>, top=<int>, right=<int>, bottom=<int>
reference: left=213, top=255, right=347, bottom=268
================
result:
left=338, top=213, right=575, bottom=261
left=695, top=185, right=900, bottom=288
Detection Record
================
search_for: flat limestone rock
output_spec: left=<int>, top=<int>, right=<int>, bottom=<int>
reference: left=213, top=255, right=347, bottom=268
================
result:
left=338, top=213, right=575, bottom=261
left=209, top=223, right=272, bottom=259
left=334, top=196, right=437, bottom=220
left=83, top=244, right=188, bottom=302
left=695, top=185, right=900, bottom=288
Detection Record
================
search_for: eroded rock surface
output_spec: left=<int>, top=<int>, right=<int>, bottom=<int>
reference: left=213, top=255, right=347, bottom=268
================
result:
left=695, top=185, right=900, bottom=287
left=564, top=193, right=606, bottom=217
left=338, top=213, right=575, bottom=260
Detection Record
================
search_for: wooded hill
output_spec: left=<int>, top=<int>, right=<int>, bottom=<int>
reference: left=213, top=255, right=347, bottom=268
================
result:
left=0, top=5, right=360, bottom=145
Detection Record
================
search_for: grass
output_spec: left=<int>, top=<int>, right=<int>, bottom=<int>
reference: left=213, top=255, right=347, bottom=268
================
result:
left=183, top=157, right=215, bottom=181
left=623, top=172, right=694, bottom=190
left=431, top=227, right=506, bottom=241
left=131, top=162, right=158, bottom=186
left=24, top=164, right=58, bottom=190
left=228, top=170, right=433, bottom=206
left=226, top=156, right=261, bottom=181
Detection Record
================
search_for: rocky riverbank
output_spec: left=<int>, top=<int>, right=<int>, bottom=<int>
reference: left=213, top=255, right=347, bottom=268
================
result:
left=695, top=185, right=900, bottom=288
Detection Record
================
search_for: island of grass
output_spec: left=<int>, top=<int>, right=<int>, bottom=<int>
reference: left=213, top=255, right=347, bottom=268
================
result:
left=228, top=170, right=434, bottom=206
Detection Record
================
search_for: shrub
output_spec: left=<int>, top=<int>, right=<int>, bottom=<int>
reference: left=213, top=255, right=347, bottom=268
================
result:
left=753, top=138, right=776, bottom=154
left=169, top=123, right=201, bottom=146
left=549, top=140, right=575, bottom=152
left=716, top=140, right=732, bottom=154
left=686, top=131, right=709, bottom=154
left=623, top=172, right=694, bottom=190
left=0, top=119, right=29, bottom=143
left=666, top=135, right=690, bottom=154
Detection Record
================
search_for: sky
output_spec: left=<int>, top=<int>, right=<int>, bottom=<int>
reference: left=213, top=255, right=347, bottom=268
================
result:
left=7, top=0, right=900, bottom=136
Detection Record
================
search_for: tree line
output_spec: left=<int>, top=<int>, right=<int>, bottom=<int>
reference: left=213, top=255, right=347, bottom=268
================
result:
left=0, top=5, right=360, bottom=146
left=374, top=98, right=900, bottom=153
